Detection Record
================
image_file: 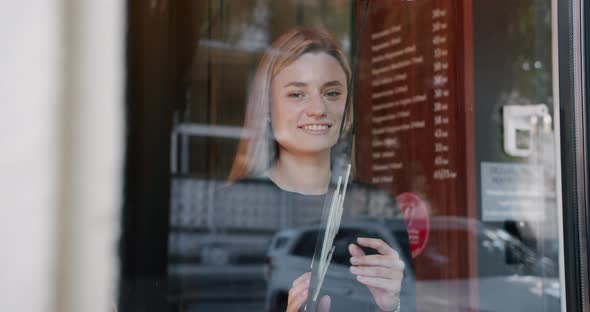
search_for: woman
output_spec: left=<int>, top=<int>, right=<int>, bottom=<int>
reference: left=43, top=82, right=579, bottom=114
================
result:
left=227, top=27, right=412, bottom=312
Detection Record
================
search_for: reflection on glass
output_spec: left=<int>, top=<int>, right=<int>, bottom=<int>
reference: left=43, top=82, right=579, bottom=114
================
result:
left=220, top=26, right=411, bottom=312
left=165, top=1, right=563, bottom=312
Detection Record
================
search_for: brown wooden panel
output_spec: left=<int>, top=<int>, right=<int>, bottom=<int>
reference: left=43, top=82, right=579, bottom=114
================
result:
left=354, top=1, right=477, bottom=310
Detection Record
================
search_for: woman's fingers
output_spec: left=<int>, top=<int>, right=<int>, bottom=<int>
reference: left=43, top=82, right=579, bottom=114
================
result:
left=288, top=284, right=309, bottom=306
left=355, top=237, right=397, bottom=256
left=287, top=272, right=311, bottom=309
left=288, top=290, right=330, bottom=312
left=319, top=295, right=331, bottom=312
left=287, top=273, right=331, bottom=312
left=356, top=275, right=401, bottom=293
left=349, top=264, right=402, bottom=279
left=291, top=272, right=311, bottom=289
left=349, top=238, right=402, bottom=268
left=286, top=288, right=308, bottom=312
left=288, top=281, right=309, bottom=301
left=348, top=243, right=366, bottom=257
left=350, top=254, right=405, bottom=269
left=350, top=238, right=405, bottom=312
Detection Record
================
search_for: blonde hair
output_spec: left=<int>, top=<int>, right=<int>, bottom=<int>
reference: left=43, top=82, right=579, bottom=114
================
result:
left=228, top=27, right=352, bottom=182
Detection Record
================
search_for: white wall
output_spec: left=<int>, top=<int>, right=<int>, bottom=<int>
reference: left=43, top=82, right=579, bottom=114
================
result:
left=0, top=1, right=124, bottom=311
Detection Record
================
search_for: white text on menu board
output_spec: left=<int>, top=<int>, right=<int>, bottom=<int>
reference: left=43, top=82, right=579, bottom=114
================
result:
left=368, top=6, right=458, bottom=184
left=369, top=20, right=427, bottom=184
left=432, top=7, right=457, bottom=180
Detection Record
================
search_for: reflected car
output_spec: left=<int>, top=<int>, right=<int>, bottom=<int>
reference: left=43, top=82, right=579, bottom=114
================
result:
left=265, top=218, right=414, bottom=311
left=265, top=217, right=560, bottom=312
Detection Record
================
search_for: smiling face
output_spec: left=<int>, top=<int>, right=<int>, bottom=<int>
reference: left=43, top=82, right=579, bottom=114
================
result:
left=270, top=52, right=348, bottom=158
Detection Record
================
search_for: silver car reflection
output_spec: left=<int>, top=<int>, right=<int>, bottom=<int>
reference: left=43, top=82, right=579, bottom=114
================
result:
left=265, top=217, right=560, bottom=312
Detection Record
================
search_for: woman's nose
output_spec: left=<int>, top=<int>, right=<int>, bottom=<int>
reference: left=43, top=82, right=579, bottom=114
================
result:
left=305, top=93, right=327, bottom=117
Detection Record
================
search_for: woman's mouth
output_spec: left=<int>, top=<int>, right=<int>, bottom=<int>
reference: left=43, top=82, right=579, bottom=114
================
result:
left=299, top=123, right=332, bottom=135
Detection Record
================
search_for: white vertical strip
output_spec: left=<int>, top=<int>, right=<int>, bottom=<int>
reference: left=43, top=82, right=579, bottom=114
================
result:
left=551, top=0, right=567, bottom=310
left=55, top=0, right=125, bottom=311
left=0, top=1, right=62, bottom=311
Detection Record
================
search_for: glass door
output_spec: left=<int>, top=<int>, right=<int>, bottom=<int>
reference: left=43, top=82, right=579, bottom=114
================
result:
left=120, top=0, right=590, bottom=311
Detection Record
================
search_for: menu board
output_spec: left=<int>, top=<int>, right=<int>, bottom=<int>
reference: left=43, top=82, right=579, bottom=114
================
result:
left=355, top=0, right=477, bottom=306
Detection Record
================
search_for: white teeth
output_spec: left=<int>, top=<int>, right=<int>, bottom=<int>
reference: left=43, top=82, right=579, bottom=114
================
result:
left=302, top=124, right=329, bottom=131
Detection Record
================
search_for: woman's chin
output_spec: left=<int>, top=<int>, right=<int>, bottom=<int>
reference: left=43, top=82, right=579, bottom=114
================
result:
left=292, top=142, right=336, bottom=155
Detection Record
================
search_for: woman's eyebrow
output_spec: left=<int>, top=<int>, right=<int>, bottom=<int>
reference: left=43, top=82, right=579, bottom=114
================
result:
left=283, top=81, right=307, bottom=88
left=282, top=80, right=344, bottom=88
left=323, top=80, right=344, bottom=87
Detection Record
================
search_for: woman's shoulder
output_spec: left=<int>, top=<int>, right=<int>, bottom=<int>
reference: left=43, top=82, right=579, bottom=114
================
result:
left=215, top=177, right=282, bottom=198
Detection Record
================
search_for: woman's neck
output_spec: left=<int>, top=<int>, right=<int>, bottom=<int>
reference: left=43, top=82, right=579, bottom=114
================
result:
left=269, top=151, right=331, bottom=195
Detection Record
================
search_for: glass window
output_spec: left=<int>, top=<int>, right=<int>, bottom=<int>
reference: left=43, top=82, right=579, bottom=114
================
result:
left=123, top=0, right=571, bottom=311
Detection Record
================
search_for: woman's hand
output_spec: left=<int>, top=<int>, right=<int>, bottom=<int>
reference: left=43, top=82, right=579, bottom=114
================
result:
left=286, top=272, right=331, bottom=312
left=348, top=237, right=404, bottom=311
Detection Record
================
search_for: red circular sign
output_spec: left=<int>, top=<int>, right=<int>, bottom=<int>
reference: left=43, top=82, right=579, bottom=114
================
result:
left=396, top=192, right=430, bottom=258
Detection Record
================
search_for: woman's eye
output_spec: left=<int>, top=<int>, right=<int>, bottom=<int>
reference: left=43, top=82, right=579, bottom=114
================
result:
left=287, top=91, right=304, bottom=99
left=326, top=90, right=342, bottom=97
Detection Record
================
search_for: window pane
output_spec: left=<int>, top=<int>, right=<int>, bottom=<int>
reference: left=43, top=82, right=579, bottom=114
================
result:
left=124, top=0, right=566, bottom=311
